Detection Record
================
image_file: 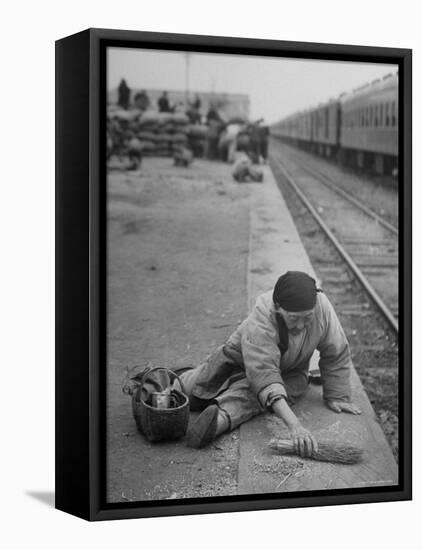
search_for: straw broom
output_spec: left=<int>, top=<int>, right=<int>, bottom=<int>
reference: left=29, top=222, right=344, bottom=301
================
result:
left=269, top=438, right=364, bottom=464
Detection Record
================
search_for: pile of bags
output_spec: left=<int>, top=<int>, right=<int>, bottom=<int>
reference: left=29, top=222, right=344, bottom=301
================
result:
left=137, top=112, right=190, bottom=156
left=109, top=108, right=198, bottom=157
left=108, top=106, right=209, bottom=158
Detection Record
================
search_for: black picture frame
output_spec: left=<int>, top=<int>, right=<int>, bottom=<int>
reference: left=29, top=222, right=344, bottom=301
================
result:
left=55, top=27, right=412, bottom=521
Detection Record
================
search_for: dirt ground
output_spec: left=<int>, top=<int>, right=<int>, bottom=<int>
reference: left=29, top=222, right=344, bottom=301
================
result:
left=106, top=157, right=251, bottom=502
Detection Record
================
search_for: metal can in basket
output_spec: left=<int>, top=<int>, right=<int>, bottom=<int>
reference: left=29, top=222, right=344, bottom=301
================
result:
left=130, top=367, right=190, bottom=442
left=151, top=391, right=171, bottom=409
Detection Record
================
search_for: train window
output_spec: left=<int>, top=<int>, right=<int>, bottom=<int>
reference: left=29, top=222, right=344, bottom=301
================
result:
left=369, top=105, right=373, bottom=127
left=392, top=101, right=396, bottom=126
left=380, top=104, right=384, bottom=126
left=325, top=107, right=329, bottom=138
left=374, top=105, right=378, bottom=127
left=385, top=103, right=390, bottom=126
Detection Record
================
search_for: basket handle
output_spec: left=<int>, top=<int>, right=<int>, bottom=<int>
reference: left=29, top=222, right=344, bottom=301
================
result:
left=138, top=366, right=187, bottom=396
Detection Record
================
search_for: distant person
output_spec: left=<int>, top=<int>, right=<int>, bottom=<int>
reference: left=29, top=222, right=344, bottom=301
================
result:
left=248, top=119, right=270, bottom=164
left=218, top=122, right=241, bottom=162
left=206, top=104, right=221, bottom=125
left=134, top=90, right=150, bottom=111
left=249, top=122, right=261, bottom=164
left=187, top=95, right=202, bottom=124
left=206, top=104, right=223, bottom=160
left=193, top=94, right=201, bottom=110
left=117, top=79, right=131, bottom=110
left=231, top=152, right=263, bottom=182
left=158, top=91, right=171, bottom=113
left=109, top=117, right=126, bottom=158
left=235, top=125, right=252, bottom=157
left=173, top=145, right=193, bottom=167
left=187, top=105, right=201, bottom=124
left=127, top=137, right=143, bottom=170
left=258, top=120, right=270, bottom=163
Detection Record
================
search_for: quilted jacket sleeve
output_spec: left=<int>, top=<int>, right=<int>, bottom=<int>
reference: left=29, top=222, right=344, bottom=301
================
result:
left=240, top=295, right=288, bottom=405
left=317, top=293, right=352, bottom=402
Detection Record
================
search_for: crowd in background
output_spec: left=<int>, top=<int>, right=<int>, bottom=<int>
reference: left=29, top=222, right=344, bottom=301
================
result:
left=108, top=79, right=269, bottom=176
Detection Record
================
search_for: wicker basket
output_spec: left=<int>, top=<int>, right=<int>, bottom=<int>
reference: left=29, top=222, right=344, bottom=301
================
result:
left=130, top=367, right=190, bottom=443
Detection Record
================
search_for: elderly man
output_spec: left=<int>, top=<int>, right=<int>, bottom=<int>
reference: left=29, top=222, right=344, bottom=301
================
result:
left=180, top=271, right=361, bottom=455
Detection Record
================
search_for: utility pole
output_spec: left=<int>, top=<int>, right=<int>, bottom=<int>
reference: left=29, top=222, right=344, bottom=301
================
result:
left=185, top=53, right=191, bottom=106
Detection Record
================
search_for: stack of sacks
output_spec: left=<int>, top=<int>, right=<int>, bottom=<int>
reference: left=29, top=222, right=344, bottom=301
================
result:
left=135, top=111, right=191, bottom=156
left=168, top=113, right=189, bottom=155
left=187, top=124, right=207, bottom=157
left=137, top=111, right=160, bottom=154
left=106, top=107, right=194, bottom=157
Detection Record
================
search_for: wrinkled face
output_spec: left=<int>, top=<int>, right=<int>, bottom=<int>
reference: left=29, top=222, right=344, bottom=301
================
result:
left=275, top=305, right=315, bottom=335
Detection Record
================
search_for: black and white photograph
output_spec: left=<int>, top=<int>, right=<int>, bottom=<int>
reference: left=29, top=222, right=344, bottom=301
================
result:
left=105, top=45, right=402, bottom=503
left=3, top=0, right=421, bottom=542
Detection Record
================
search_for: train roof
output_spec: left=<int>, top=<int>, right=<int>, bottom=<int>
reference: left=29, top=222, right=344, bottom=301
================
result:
left=273, top=72, right=397, bottom=126
left=340, top=72, right=398, bottom=105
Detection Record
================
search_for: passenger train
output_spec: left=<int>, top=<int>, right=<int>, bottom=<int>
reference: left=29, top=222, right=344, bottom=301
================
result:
left=271, top=72, right=398, bottom=175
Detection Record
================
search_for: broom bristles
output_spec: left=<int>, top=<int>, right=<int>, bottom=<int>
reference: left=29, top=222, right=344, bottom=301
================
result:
left=269, top=438, right=364, bottom=464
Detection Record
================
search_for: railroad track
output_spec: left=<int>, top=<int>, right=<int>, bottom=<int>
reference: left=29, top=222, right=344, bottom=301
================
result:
left=270, top=151, right=399, bottom=336
left=279, top=148, right=398, bottom=235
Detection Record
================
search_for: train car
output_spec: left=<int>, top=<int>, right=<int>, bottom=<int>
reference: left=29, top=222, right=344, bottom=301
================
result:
left=272, top=112, right=297, bottom=140
left=340, top=73, right=398, bottom=174
left=309, top=99, right=341, bottom=158
left=271, top=109, right=312, bottom=145
left=298, top=109, right=312, bottom=143
left=272, top=112, right=299, bottom=141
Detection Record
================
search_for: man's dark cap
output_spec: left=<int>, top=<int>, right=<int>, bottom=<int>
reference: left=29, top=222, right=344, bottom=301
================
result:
left=273, top=271, right=317, bottom=312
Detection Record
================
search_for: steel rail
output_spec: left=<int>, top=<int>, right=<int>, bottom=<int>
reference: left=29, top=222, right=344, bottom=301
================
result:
left=277, top=147, right=398, bottom=236
left=273, top=157, right=399, bottom=334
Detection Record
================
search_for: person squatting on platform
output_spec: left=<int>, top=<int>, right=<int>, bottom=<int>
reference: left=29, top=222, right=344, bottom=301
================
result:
left=178, top=271, right=362, bottom=454
left=231, top=152, right=263, bottom=183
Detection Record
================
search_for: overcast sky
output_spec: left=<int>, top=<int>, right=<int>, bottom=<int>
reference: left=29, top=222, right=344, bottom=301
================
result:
left=108, top=47, right=397, bottom=123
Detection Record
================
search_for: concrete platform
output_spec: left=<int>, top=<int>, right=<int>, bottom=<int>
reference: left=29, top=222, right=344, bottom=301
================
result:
left=238, top=165, right=398, bottom=494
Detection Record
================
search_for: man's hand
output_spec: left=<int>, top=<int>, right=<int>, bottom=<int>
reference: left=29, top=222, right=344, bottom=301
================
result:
left=288, top=422, right=318, bottom=458
left=271, top=397, right=318, bottom=457
left=326, top=400, right=362, bottom=415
